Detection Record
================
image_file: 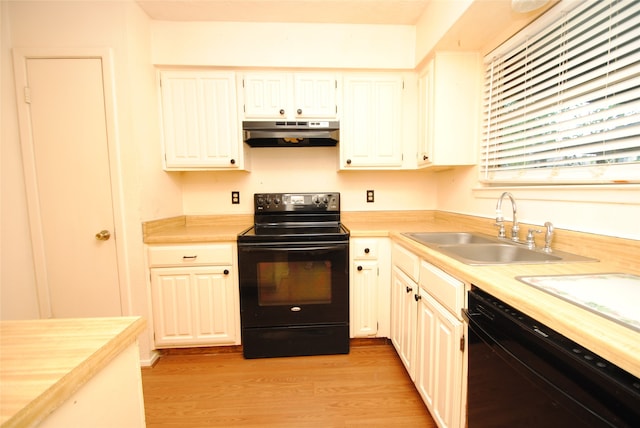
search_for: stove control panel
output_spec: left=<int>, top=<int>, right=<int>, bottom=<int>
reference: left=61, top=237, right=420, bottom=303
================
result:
left=255, top=192, right=340, bottom=212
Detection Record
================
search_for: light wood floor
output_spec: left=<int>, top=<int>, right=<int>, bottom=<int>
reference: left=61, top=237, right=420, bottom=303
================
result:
left=141, top=342, right=436, bottom=427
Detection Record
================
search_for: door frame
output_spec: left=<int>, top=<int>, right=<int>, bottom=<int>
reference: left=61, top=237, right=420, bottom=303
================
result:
left=12, top=47, right=131, bottom=318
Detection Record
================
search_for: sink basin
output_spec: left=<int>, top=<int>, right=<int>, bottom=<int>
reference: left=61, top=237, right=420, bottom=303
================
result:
left=437, top=243, right=562, bottom=265
left=402, top=231, right=597, bottom=265
left=402, top=232, right=496, bottom=246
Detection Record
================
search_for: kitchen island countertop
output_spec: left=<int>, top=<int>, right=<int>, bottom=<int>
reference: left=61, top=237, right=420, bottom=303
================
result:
left=0, top=316, right=146, bottom=427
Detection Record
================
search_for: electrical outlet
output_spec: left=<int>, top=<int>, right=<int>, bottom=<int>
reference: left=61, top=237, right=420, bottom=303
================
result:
left=366, top=190, right=375, bottom=203
left=231, top=191, right=240, bottom=204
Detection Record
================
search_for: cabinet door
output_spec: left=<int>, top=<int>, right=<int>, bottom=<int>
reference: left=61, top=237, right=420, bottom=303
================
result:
left=341, top=75, right=403, bottom=169
left=415, top=289, right=436, bottom=410
left=391, top=266, right=418, bottom=380
left=432, top=301, right=464, bottom=428
left=417, top=62, right=434, bottom=167
left=160, top=71, right=241, bottom=169
left=416, top=290, right=464, bottom=428
left=351, top=259, right=378, bottom=337
left=150, top=266, right=238, bottom=347
left=150, top=268, right=196, bottom=345
left=293, top=73, right=338, bottom=118
left=242, top=73, right=290, bottom=118
left=417, top=52, right=480, bottom=167
left=192, top=267, right=238, bottom=343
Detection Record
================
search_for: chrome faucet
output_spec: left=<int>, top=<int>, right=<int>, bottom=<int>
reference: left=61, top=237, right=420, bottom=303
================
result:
left=496, top=192, right=519, bottom=241
left=543, top=221, right=554, bottom=252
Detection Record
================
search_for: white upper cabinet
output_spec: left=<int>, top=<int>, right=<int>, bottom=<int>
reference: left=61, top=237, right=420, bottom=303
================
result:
left=341, top=74, right=404, bottom=169
left=241, top=72, right=338, bottom=120
left=160, top=70, right=248, bottom=170
left=417, top=52, right=481, bottom=168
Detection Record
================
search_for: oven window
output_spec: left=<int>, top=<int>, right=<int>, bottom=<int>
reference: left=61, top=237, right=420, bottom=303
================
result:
left=257, top=261, right=332, bottom=306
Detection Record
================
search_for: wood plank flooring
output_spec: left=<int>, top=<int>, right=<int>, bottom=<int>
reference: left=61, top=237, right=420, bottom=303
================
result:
left=141, top=342, right=436, bottom=427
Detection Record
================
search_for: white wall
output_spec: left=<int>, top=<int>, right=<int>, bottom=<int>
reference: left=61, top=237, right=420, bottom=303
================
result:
left=1, top=1, right=40, bottom=320
left=180, top=148, right=438, bottom=214
left=151, top=21, right=416, bottom=69
left=1, top=0, right=181, bottom=363
left=435, top=167, right=640, bottom=240
left=414, top=0, right=472, bottom=65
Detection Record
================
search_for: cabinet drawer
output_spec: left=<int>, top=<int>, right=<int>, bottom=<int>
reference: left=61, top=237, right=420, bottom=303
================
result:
left=148, top=243, right=234, bottom=267
left=351, top=239, right=379, bottom=259
left=392, top=244, right=420, bottom=282
left=419, top=260, right=464, bottom=317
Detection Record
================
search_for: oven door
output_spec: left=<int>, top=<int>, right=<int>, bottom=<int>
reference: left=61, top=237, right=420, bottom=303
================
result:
left=238, top=241, right=349, bottom=328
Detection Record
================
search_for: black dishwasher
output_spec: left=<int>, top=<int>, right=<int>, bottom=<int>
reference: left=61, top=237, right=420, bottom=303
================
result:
left=463, top=287, right=640, bottom=427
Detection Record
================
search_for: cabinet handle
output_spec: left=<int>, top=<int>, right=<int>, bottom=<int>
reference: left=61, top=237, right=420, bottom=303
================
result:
left=415, top=294, right=421, bottom=302
left=423, top=155, right=428, bottom=161
left=406, top=286, right=413, bottom=293
left=346, top=159, right=352, bottom=165
left=183, top=255, right=197, bottom=260
left=230, top=159, right=236, bottom=165
left=279, top=109, right=285, bottom=115
left=297, top=108, right=302, bottom=115
left=223, top=269, right=229, bottom=275
left=357, top=265, right=363, bottom=271
left=364, top=248, right=370, bottom=254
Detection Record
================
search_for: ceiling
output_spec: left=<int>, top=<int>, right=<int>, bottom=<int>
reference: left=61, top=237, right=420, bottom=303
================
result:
left=135, top=0, right=432, bottom=25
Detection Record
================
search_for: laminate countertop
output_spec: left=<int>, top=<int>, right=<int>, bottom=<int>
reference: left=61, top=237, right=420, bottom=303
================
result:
left=142, top=211, right=640, bottom=377
left=0, top=316, right=146, bottom=428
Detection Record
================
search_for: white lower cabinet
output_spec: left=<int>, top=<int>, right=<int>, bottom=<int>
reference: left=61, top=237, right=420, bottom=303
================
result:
left=415, top=288, right=464, bottom=428
left=148, top=243, right=240, bottom=348
left=350, top=238, right=391, bottom=338
left=391, top=265, right=419, bottom=379
left=391, top=243, right=466, bottom=428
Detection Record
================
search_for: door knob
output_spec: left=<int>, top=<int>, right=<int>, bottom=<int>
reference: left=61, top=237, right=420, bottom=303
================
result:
left=95, top=230, right=111, bottom=241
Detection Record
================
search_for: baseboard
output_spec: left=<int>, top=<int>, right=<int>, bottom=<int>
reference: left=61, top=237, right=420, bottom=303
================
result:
left=148, top=338, right=392, bottom=358
left=139, top=349, right=161, bottom=367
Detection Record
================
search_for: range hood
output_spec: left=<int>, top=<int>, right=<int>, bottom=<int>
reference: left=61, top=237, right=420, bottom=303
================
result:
left=242, top=121, right=339, bottom=147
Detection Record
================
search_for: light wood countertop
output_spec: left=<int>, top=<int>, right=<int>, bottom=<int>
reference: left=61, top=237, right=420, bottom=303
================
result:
left=0, top=317, right=146, bottom=428
left=142, top=210, right=639, bottom=377
left=343, top=211, right=640, bottom=378
left=143, top=215, right=253, bottom=244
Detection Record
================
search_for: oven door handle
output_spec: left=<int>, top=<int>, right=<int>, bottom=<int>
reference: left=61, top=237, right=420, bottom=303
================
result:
left=239, top=244, right=346, bottom=252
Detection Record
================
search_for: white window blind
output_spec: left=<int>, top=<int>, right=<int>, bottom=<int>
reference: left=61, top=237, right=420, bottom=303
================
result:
left=481, top=0, right=640, bottom=184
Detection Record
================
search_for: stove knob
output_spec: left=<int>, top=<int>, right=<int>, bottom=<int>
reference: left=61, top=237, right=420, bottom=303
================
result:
left=273, top=197, right=281, bottom=205
left=323, top=196, right=329, bottom=204
left=257, top=197, right=265, bottom=206
left=312, top=195, right=320, bottom=205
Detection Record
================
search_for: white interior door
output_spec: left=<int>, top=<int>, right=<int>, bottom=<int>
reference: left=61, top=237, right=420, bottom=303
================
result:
left=14, top=55, right=122, bottom=318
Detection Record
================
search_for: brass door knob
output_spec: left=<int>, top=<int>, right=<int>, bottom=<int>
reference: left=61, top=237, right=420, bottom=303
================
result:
left=95, top=230, right=111, bottom=241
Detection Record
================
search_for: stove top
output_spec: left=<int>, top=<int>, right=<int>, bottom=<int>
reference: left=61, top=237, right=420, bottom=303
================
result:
left=239, top=223, right=349, bottom=240
left=238, top=192, right=349, bottom=243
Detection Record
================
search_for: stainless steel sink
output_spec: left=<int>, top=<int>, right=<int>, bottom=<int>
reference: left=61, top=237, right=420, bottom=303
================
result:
left=402, top=232, right=496, bottom=246
left=401, top=232, right=597, bottom=265
left=437, top=243, right=560, bottom=264
left=437, top=243, right=597, bottom=265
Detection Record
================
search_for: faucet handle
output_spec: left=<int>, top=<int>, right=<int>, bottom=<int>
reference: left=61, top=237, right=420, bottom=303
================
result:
left=526, top=228, right=542, bottom=249
left=494, top=221, right=506, bottom=238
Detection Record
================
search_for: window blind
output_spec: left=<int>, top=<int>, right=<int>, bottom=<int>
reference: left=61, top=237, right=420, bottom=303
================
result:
left=481, top=0, right=640, bottom=184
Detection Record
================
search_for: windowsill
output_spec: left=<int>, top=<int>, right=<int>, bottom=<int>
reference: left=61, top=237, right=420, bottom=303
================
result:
left=472, top=184, right=640, bottom=205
